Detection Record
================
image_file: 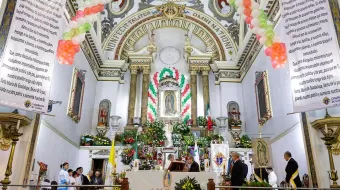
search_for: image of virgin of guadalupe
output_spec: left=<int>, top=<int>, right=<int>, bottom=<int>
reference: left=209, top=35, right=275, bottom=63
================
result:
left=164, top=91, right=176, bottom=116
left=256, top=141, right=269, bottom=166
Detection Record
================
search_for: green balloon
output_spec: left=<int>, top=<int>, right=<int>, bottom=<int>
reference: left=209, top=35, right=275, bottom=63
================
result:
left=62, top=32, right=72, bottom=40
left=266, top=30, right=275, bottom=39
left=266, top=25, right=274, bottom=31
left=260, top=20, right=267, bottom=28
left=265, top=39, right=273, bottom=47
left=79, top=25, right=86, bottom=34
left=84, top=23, right=92, bottom=32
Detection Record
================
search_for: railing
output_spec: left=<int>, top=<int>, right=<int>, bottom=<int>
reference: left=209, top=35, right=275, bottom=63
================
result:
left=0, top=184, right=124, bottom=190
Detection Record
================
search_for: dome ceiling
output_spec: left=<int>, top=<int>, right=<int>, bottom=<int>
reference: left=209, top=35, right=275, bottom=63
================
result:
left=66, top=0, right=280, bottom=83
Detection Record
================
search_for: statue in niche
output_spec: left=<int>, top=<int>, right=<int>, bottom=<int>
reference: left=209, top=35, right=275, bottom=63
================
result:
left=98, top=99, right=111, bottom=127
left=256, top=141, right=269, bottom=166
left=227, top=101, right=240, bottom=121
left=164, top=91, right=176, bottom=116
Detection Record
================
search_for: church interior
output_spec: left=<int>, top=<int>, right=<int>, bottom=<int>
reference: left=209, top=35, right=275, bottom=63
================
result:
left=0, top=0, right=340, bottom=189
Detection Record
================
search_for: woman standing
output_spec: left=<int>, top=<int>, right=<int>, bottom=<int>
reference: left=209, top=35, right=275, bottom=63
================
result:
left=58, top=162, right=69, bottom=190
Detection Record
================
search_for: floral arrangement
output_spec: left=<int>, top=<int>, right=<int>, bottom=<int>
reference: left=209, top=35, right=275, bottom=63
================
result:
left=197, top=137, right=209, bottom=147
left=121, top=148, right=135, bottom=165
left=140, top=121, right=166, bottom=146
left=197, top=116, right=207, bottom=127
left=80, top=133, right=94, bottom=146
left=183, top=134, right=195, bottom=146
left=212, top=119, right=217, bottom=126
left=175, top=176, right=201, bottom=190
left=114, top=133, right=123, bottom=144
left=121, top=130, right=137, bottom=145
left=242, top=181, right=271, bottom=190
left=173, top=122, right=190, bottom=136
left=206, top=134, right=224, bottom=144
left=93, top=136, right=111, bottom=146
left=229, top=118, right=242, bottom=126
left=240, top=134, right=252, bottom=148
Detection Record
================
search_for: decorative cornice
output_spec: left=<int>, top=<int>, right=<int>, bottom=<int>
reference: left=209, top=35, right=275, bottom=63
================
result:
left=214, top=70, right=241, bottom=84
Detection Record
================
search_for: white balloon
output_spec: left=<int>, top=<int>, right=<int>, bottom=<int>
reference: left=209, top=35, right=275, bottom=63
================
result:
left=252, top=2, right=260, bottom=9
left=258, top=28, right=265, bottom=36
left=84, top=1, right=91, bottom=8
left=84, top=15, right=91, bottom=23
left=78, top=33, right=86, bottom=42
left=69, top=21, right=79, bottom=28
left=78, top=17, right=86, bottom=24
left=235, top=0, right=242, bottom=6
left=251, top=18, right=259, bottom=26
left=259, top=36, right=266, bottom=45
left=267, top=21, right=273, bottom=25
left=273, top=36, right=280, bottom=42
left=72, top=37, right=80, bottom=45
left=93, top=0, right=100, bottom=4
left=252, top=27, right=259, bottom=33
left=237, top=7, right=244, bottom=14
left=251, top=9, right=259, bottom=17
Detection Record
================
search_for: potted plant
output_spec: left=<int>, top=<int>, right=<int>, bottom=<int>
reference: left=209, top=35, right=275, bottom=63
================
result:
left=80, top=134, right=94, bottom=146
left=197, top=116, right=207, bottom=128
left=229, top=118, right=242, bottom=130
left=175, top=176, right=201, bottom=190
left=142, top=120, right=167, bottom=147
left=240, top=134, right=252, bottom=148
left=93, top=136, right=111, bottom=146
left=121, top=148, right=135, bottom=165
left=121, top=130, right=137, bottom=145
left=242, top=181, right=271, bottom=190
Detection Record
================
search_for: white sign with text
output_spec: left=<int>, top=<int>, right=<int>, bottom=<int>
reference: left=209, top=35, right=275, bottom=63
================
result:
left=280, top=0, right=340, bottom=112
left=0, top=0, right=66, bottom=113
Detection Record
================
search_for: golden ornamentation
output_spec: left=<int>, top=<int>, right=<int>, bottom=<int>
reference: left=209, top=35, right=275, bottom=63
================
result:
left=332, top=135, right=340, bottom=155
left=156, top=2, right=186, bottom=20
left=311, top=113, right=340, bottom=188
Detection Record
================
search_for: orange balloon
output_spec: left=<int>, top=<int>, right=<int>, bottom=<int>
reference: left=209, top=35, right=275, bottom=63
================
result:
left=243, top=0, right=251, bottom=8
left=244, top=8, right=252, bottom=17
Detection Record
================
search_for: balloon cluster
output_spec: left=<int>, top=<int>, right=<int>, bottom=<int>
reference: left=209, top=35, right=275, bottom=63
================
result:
left=57, top=0, right=110, bottom=65
left=228, top=0, right=287, bottom=68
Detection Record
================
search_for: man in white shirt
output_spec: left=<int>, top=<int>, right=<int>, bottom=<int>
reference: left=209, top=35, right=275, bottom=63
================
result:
left=266, top=167, right=278, bottom=188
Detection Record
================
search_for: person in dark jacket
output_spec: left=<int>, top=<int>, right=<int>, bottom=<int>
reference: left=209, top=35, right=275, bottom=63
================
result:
left=92, top=171, right=104, bottom=189
left=187, top=155, right=200, bottom=172
left=241, top=160, right=248, bottom=183
left=230, top=152, right=244, bottom=190
left=284, top=151, right=302, bottom=188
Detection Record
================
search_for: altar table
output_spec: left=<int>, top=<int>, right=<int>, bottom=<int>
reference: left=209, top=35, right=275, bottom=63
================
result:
left=126, top=171, right=218, bottom=190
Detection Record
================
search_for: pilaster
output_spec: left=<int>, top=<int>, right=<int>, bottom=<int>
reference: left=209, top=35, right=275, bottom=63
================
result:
left=190, top=69, right=198, bottom=127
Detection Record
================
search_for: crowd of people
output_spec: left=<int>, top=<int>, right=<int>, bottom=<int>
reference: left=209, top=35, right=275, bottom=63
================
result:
left=57, top=163, right=103, bottom=190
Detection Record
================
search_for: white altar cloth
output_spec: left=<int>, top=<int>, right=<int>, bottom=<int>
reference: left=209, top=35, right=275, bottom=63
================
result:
left=126, top=171, right=218, bottom=190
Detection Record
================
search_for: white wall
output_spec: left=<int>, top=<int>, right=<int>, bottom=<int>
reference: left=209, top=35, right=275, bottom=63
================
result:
left=241, top=19, right=309, bottom=183
left=33, top=16, right=98, bottom=181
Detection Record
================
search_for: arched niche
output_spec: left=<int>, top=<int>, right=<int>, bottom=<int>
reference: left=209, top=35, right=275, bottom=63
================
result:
left=227, top=101, right=240, bottom=121
left=97, top=99, right=111, bottom=127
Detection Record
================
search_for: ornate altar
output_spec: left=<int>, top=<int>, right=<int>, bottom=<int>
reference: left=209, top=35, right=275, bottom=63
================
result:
left=158, top=77, right=182, bottom=123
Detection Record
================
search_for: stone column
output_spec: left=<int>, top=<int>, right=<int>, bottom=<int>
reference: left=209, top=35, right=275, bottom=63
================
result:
left=141, top=68, right=150, bottom=126
left=127, top=68, right=138, bottom=125
left=202, top=69, right=210, bottom=117
left=190, top=70, right=198, bottom=127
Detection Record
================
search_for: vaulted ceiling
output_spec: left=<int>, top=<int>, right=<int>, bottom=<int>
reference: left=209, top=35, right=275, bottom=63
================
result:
left=65, top=0, right=280, bottom=83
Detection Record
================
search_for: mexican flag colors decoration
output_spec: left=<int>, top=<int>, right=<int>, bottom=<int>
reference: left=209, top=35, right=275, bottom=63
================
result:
left=148, top=67, right=191, bottom=123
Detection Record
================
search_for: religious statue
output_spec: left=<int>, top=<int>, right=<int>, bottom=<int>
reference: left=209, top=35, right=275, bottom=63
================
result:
left=220, top=1, right=231, bottom=14
left=164, top=91, right=176, bottom=116
left=97, top=100, right=111, bottom=127
left=165, top=122, right=173, bottom=147
left=256, top=141, right=268, bottom=166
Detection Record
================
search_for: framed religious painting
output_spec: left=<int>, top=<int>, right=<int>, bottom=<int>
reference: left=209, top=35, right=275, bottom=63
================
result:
left=67, top=68, right=86, bottom=123
left=251, top=138, right=272, bottom=168
left=255, top=71, right=272, bottom=125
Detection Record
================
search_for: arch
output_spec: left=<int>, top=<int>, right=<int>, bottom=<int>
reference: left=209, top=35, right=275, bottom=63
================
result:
left=227, top=101, right=240, bottom=120
left=102, top=7, right=238, bottom=61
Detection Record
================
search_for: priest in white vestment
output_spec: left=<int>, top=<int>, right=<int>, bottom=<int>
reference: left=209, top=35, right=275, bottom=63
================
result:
left=266, top=167, right=278, bottom=188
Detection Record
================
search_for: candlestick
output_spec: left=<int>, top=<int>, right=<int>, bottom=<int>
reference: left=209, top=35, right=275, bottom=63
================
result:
left=325, top=124, right=328, bottom=134
left=16, top=120, right=20, bottom=130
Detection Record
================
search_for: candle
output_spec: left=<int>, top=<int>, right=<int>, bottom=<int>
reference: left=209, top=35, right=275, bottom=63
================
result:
left=16, top=120, right=21, bottom=130
left=325, top=124, right=328, bottom=134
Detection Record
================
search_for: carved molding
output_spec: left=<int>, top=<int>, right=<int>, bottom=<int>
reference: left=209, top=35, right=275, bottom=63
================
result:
left=215, top=70, right=241, bottom=84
